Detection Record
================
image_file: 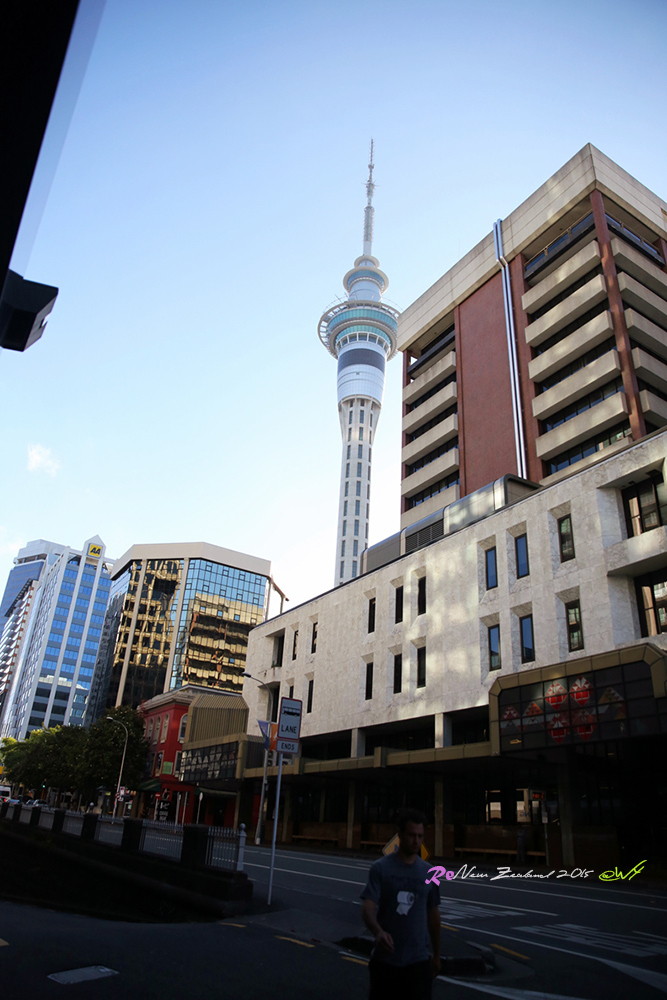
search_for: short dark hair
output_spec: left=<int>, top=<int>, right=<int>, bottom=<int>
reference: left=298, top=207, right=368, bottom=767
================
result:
left=396, top=808, right=426, bottom=832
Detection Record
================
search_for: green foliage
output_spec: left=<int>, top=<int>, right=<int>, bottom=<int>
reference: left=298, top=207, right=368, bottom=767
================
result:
left=0, top=708, right=148, bottom=796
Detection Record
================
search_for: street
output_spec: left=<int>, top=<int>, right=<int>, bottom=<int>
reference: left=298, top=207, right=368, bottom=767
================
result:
left=0, top=845, right=665, bottom=999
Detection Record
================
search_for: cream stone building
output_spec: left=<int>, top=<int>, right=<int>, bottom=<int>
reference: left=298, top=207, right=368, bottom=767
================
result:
left=241, top=148, right=667, bottom=868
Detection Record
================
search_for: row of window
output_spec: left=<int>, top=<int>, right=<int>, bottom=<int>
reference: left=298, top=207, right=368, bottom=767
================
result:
left=367, top=578, right=425, bottom=633
left=487, top=600, right=583, bottom=670
left=364, top=647, right=427, bottom=699
left=273, top=621, right=317, bottom=667
left=485, top=518, right=574, bottom=591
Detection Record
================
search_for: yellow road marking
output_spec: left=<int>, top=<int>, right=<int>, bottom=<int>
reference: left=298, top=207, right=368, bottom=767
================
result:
left=217, top=922, right=246, bottom=928
left=491, top=943, right=530, bottom=960
left=275, top=936, right=315, bottom=948
left=0, top=940, right=8, bottom=947
left=441, top=924, right=459, bottom=931
left=341, top=955, right=368, bottom=965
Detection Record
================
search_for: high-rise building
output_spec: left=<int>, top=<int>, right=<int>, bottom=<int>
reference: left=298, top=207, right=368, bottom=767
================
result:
left=318, top=143, right=400, bottom=584
left=0, top=536, right=112, bottom=739
left=0, top=579, right=38, bottom=720
left=0, top=538, right=67, bottom=630
left=398, top=144, right=667, bottom=530
left=241, top=147, right=667, bottom=868
left=95, top=542, right=276, bottom=714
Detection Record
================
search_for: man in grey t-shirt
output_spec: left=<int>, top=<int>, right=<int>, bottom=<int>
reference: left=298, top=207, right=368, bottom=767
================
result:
left=361, top=809, right=440, bottom=1000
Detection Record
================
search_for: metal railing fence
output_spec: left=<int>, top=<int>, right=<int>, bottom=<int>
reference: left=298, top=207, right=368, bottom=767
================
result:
left=140, top=819, right=183, bottom=861
left=94, top=816, right=124, bottom=846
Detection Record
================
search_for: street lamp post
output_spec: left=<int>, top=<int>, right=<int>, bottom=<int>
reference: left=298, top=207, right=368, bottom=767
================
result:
left=106, top=716, right=129, bottom=820
left=242, top=671, right=273, bottom=845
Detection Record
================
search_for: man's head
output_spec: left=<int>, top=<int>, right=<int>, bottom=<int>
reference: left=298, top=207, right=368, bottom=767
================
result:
left=396, top=808, right=426, bottom=860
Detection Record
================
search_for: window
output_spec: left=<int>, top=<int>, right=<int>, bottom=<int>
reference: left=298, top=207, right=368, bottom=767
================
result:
left=270, top=689, right=279, bottom=722
left=311, top=622, right=318, bottom=653
left=343, top=501, right=347, bottom=516
left=340, top=561, right=344, bottom=577
left=346, top=463, right=350, bottom=477
left=356, top=482, right=361, bottom=496
left=353, top=540, right=358, bottom=556
left=354, top=520, right=359, bottom=536
left=347, top=445, right=351, bottom=459
left=417, top=576, right=426, bottom=615
left=352, top=561, right=357, bottom=577
left=368, top=597, right=376, bottom=633
left=289, top=685, right=294, bottom=699
left=154, top=717, right=161, bottom=743
left=359, top=428, right=364, bottom=441
left=155, top=751, right=163, bottom=774
left=623, top=476, right=667, bottom=537
left=636, top=571, right=667, bottom=635
left=355, top=500, right=360, bottom=515
left=488, top=625, right=501, bottom=670
left=365, top=662, right=373, bottom=700
left=342, top=520, right=347, bottom=536
left=520, top=615, right=535, bottom=662
left=566, top=601, right=584, bottom=651
left=558, top=515, right=575, bottom=561
left=147, top=719, right=154, bottom=742
left=357, top=462, right=362, bottom=477
left=341, top=541, right=346, bottom=557
left=179, top=714, right=188, bottom=741
left=417, top=646, right=426, bottom=687
left=273, top=633, right=284, bottom=667
left=349, top=409, right=353, bottom=424
left=515, top=534, right=529, bottom=578
left=348, top=428, right=351, bottom=441
left=345, top=482, right=349, bottom=496
left=307, top=678, right=314, bottom=713
left=292, top=630, right=298, bottom=660
left=161, top=714, right=169, bottom=742
left=485, top=547, right=497, bottom=589
left=358, top=445, right=363, bottom=459
left=395, top=586, right=404, bottom=623
left=393, top=653, right=402, bottom=694
left=360, top=410, right=364, bottom=423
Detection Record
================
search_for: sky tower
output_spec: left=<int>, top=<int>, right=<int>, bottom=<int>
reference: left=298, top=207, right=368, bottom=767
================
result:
left=318, top=143, right=399, bottom=585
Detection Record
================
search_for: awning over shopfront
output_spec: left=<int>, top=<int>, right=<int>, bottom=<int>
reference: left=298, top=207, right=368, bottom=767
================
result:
left=138, top=778, right=161, bottom=792
left=194, top=786, right=236, bottom=799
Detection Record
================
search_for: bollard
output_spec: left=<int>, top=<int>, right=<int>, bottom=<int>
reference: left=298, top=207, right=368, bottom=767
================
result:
left=29, top=806, right=41, bottom=828
left=11, top=804, right=22, bottom=824
left=0, top=800, right=8, bottom=819
left=81, top=812, right=98, bottom=841
left=181, top=824, right=209, bottom=870
left=237, top=823, right=246, bottom=872
left=120, top=817, right=143, bottom=853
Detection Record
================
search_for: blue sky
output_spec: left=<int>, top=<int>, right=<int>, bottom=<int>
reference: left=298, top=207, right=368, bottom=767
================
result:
left=1, top=0, right=666, bottom=610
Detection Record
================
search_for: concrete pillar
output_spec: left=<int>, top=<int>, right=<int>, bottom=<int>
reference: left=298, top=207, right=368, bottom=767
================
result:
left=351, top=728, right=365, bottom=757
left=120, top=817, right=143, bottom=854
left=181, top=824, right=209, bottom=869
left=557, top=762, right=575, bottom=867
left=81, top=813, right=98, bottom=840
left=346, top=781, right=356, bottom=849
left=434, top=776, right=443, bottom=857
left=282, top=785, right=292, bottom=842
left=435, top=714, right=453, bottom=749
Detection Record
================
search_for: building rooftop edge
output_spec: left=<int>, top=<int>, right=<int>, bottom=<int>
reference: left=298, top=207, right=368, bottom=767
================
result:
left=111, top=542, right=271, bottom=581
left=398, top=144, right=667, bottom=352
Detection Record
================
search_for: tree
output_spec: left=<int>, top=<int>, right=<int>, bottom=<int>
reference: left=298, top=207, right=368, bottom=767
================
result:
left=83, top=706, right=147, bottom=795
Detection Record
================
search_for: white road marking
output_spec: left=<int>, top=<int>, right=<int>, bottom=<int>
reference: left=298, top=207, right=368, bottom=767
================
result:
left=440, top=899, right=556, bottom=917
left=515, top=923, right=667, bottom=957
left=48, top=967, right=118, bottom=984
left=445, top=883, right=667, bottom=912
left=243, top=862, right=365, bottom=886
left=599, top=958, right=667, bottom=994
left=437, top=979, right=590, bottom=1000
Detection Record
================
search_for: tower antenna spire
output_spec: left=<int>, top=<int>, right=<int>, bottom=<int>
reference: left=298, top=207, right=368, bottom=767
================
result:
left=363, top=139, right=375, bottom=255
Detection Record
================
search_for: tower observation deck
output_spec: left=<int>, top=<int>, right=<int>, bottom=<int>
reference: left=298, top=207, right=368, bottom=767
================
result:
left=318, top=143, right=399, bottom=585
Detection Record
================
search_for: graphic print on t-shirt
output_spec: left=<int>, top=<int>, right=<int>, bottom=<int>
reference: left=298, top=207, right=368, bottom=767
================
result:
left=396, top=891, right=415, bottom=915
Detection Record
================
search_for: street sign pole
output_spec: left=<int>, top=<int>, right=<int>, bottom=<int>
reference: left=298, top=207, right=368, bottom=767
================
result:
left=267, top=752, right=283, bottom=906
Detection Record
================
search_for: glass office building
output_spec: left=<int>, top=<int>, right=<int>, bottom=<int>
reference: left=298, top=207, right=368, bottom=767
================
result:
left=0, top=536, right=112, bottom=739
left=97, top=542, right=273, bottom=712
